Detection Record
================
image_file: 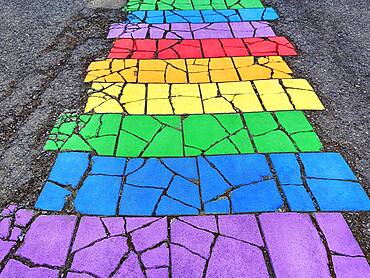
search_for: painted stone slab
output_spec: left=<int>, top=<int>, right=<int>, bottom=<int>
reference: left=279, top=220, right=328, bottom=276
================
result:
left=85, top=79, right=325, bottom=114
left=84, top=56, right=293, bottom=83
left=1, top=205, right=369, bottom=277
left=108, top=37, right=297, bottom=59
left=260, top=213, right=370, bottom=278
left=44, top=111, right=322, bottom=157
left=126, top=8, right=279, bottom=24
left=108, top=22, right=276, bottom=39
left=270, top=153, right=370, bottom=211
left=125, top=0, right=264, bottom=11
left=34, top=152, right=370, bottom=214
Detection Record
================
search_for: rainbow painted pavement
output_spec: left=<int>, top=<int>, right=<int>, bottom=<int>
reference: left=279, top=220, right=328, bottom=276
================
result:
left=1, top=0, right=369, bottom=277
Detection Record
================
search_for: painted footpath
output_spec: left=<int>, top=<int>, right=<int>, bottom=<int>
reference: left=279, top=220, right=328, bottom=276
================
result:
left=107, top=37, right=297, bottom=59
left=35, top=152, right=369, bottom=215
left=84, top=56, right=294, bottom=83
left=124, top=0, right=265, bottom=11
left=0, top=0, right=369, bottom=276
left=44, top=111, right=323, bottom=156
left=125, top=8, right=278, bottom=23
left=84, top=79, right=325, bottom=114
left=1, top=205, right=369, bottom=277
left=108, top=22, right=276, bottom=39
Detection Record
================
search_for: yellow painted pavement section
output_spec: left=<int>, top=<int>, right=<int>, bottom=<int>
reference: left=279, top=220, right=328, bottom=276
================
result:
left=84, top=56, right=293, bottom=83
left=85, top=79, right=324, bottom=114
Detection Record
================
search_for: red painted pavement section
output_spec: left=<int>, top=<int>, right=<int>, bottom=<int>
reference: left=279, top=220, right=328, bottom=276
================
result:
left=108, top=37, right=297, bottom=59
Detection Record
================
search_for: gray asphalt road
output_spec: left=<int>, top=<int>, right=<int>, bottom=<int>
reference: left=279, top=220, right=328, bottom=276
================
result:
left=0, top=0, right=368, bottom=258
left=0, top=0, right=121, bottom=207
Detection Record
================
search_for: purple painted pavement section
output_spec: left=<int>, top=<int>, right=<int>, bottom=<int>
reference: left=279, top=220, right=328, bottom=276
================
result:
left=332, top=256, right=370, bottom=278
left=315, top=213, right=370, bottom=278
left=107, top=21, right=275, bottom=39
left=16, top=215, right=76, bottom=267
left=260, top=213, right=331, bottom=277
left=0, top=205, right=369, bottom=277
left=315, top=213, right=364, bottom=256
left=2, top=259, right=59, bottom=277
left=0, top=205, right=35, bottom=265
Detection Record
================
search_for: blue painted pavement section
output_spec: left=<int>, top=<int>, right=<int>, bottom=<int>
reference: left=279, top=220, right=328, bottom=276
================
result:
left=35, top=152, right=370, bottom=215
left=125, top=8, right=278, bottom=24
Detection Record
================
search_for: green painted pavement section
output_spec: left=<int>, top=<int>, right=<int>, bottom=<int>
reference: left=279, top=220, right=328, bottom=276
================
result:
left=124, top=0, right=264, bottom=11
left=45, top=112, right=322, bottom=157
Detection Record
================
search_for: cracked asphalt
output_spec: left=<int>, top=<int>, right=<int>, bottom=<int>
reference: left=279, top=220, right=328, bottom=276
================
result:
left=0, top=0, right=368, bottom=259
